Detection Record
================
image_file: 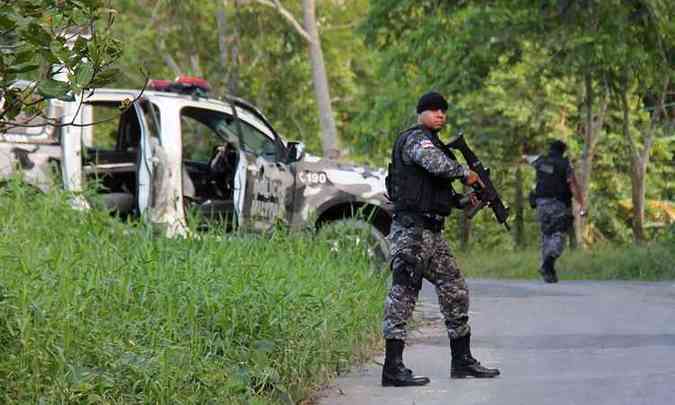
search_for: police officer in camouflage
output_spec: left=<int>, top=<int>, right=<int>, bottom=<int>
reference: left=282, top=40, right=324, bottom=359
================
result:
left=381, top=92, right=500, bottom=387
left=530, top=140, right=586, bottom=283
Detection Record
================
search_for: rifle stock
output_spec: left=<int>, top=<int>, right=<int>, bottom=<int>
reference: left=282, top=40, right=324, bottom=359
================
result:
left=446, top=134, right=510, bottom=231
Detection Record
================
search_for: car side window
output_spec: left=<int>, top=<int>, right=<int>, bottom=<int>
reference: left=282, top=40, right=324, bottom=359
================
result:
left=232, top=120, right=277, bottom=160
left=181, top=110, right=223, bottom=162
left=88, top=104, right=120, bottom=150
left=181, top=106, right=277, bottom=160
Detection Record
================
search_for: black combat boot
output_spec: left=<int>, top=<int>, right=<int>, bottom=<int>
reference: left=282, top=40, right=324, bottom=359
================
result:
left=539, top=256, right=558, bottom=283
left=450, top=334, right=500, bottom=379
left=381, top=339, right=430, bottom=387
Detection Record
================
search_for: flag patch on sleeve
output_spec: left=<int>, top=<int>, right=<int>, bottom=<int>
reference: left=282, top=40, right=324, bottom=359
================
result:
left=420, top=140, right=434, bottom=149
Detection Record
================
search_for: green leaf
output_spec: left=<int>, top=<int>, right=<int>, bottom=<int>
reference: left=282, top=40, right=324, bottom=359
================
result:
left=13, top=50, right=34, bottom=65
left=7, top=63, right=39, bottom=74
left=22, top=22, right=52, bottom=46
left=37, top=79, right=70, bottom=98
left=0, top=14, right=16, bottom=31
left=72, top=36, right=89, bottom=53
left=74, top=62, right=95, bottom=88
left=88, top=68, right=119, bottom=87
left=49, top=40, right=71, bottom=65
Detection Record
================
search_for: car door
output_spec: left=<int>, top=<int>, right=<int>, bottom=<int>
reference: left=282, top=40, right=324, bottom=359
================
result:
left=134, top=100, right=159, bottom=216
left=233, top=107, right=295, bottom=232
left=60, top=96, right=88, bottom=208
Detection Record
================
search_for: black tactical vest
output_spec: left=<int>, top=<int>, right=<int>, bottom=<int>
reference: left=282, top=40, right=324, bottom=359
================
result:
left=385, top=126, right=455, bottom=216
left=534, top=153, right=572, bottom=205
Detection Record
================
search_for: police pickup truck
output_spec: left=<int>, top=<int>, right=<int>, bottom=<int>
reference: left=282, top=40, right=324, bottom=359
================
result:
left=1, top=77, right=392, bottom=262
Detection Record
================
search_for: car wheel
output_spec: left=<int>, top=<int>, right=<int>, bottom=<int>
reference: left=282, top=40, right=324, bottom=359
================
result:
left=318, top=218, right=390, bottom=271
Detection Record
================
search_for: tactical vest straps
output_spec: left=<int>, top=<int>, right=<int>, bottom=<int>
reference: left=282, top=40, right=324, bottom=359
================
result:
left=385, top=126, right=455, bottom=216
left=534, top=154, right=572, bottom=205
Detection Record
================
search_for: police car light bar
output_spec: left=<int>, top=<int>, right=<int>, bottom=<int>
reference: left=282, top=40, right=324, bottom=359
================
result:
left=148, top=76, right=211, bottom=96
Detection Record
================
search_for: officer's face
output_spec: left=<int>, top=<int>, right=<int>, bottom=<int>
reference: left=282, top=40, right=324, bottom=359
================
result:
left=420, top=109, right=447, bottom=131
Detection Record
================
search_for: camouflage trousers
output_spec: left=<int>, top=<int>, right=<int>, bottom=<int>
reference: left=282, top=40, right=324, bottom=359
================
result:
left=536, top=198, right=573, bottom=264
left=383, top=216, right=470, bottom=341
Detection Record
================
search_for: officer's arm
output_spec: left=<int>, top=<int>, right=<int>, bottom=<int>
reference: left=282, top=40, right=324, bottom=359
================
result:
left=524, top=154, right=541, bottom=166
left=403, top=133, right=468, bottom=179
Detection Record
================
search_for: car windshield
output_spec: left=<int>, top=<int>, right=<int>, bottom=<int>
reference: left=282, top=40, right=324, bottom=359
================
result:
left=182, top=106, right=278, bottom=160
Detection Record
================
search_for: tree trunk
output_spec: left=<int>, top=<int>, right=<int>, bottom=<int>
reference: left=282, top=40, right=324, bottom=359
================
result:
left=619, top=79, right=664, bottom=244
left=190, top=54, right=203, bottom=77
left=217, top=0, right=241, bottom=96
left=157, top=37, right=182, bottom=77
left=573, top=74, right=608, bottom=247
left=302, top=0, right=340, bottom=159
left=216, top=4, right=230, bottom=94
left=228, top=0, right=241, bottom=95
left=630, top=159, right=647, bottom=243
left=252, top=0, right=340, bottom=158
left=568, top=220, right=577, bottom=250
left=514, top=165, right=525, bottom=248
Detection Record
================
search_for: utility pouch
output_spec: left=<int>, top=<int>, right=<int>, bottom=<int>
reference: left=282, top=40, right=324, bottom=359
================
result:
left=391, top=252, right=424, bottom=290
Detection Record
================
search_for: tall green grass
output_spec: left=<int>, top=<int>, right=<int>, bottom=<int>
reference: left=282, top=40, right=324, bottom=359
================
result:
left=458, top=238, right=675, bottom=281
left=0, top=182, right=388, bottom=404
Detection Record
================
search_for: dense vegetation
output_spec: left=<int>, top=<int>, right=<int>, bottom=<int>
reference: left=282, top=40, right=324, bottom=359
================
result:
left=0, top=182, right=387, bottom=404
left=459, top=233, right=675, bottom=280
left=3, top=1, right=673, bottom=248
left=0, top=0, right=120, bottom=129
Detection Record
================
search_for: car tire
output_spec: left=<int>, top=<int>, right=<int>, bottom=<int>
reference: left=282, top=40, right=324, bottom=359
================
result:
left=318, top=218, right=390, bottom=271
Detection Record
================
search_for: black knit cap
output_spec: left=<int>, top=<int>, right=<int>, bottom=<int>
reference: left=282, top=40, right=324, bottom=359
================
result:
left=549, top=140, right=567, bottom=154
left=416, top=91, right=448, bottom=114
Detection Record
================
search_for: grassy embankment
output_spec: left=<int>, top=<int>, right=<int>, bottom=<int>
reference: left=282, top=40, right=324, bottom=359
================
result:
left=0, top=183, right=388, bottom=404
left=457, top=236, right=675, bottom=281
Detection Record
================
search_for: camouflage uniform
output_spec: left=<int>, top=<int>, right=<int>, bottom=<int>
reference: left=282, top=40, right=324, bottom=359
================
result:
left=530, top=154, right=575, bottom=268
left=383, top=127, right=471, bottom=341
left=536, top=197, right=573, bottom=264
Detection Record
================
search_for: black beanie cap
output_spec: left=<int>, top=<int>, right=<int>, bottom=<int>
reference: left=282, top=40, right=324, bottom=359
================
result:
left=416, top=91, right=448, bottom=114
left=549, top=140, right=567, bottom=154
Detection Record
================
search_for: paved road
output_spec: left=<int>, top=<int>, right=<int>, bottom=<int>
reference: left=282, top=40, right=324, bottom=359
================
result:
left=317, top=279, right=675, bottom=405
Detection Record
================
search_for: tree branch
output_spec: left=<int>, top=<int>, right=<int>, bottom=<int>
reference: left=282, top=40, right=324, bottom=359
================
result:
left=252, top=0, right=314, bottom=44
left=1, top=76, right=149, bottom=131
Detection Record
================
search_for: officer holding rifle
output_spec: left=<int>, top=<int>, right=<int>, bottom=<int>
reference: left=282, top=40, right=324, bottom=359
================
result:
left=382, top=91, right=501, bottom=387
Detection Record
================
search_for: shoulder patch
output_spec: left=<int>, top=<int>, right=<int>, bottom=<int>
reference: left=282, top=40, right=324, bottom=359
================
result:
left=420, top=139, right=434, bottom=148
left=538, top=163, right=555, bottom=174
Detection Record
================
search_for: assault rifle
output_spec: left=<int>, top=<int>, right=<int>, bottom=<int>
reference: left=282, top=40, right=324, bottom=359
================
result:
left=446, top=133, right=511, bottom=231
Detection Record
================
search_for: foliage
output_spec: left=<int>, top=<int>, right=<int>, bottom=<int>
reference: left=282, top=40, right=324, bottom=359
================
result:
left=108, top=0, right=373, bottom=154
left=5, top=0, right=672, bottom=249
left=359, top=0, right=674, bottom=244
left=0, top=0, right=121, bottom=129
left=0, top=180, right=387, bottom=403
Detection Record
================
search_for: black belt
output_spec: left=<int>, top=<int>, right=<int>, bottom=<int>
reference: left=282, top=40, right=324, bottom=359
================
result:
left=395, top=212, right=445, bottom=232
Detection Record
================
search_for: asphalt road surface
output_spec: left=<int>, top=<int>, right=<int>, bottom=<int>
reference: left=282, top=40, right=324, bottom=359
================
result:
left=317, top=279, right=675, bottom=405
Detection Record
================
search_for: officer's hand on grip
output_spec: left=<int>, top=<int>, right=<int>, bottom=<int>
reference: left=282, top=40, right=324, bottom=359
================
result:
left=456, top=192, right=480, bottom=209
left=463, top=170, right=484, bottom=189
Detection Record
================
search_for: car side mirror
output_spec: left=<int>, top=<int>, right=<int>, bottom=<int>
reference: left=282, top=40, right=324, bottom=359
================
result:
left=287, top=141, right=305, bottom=163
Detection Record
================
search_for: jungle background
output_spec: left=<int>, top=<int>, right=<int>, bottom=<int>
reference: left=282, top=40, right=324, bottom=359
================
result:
left=107, top=0, right=674, bottom=249
left=2, top=0, right=674, bottom=250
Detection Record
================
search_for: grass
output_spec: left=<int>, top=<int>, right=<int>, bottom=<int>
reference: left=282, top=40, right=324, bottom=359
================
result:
left=0, top=181, right=388, bottom=404
left=457, top=238, right=675, bottom=281
left=2, top=179, right=672, bottom=403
